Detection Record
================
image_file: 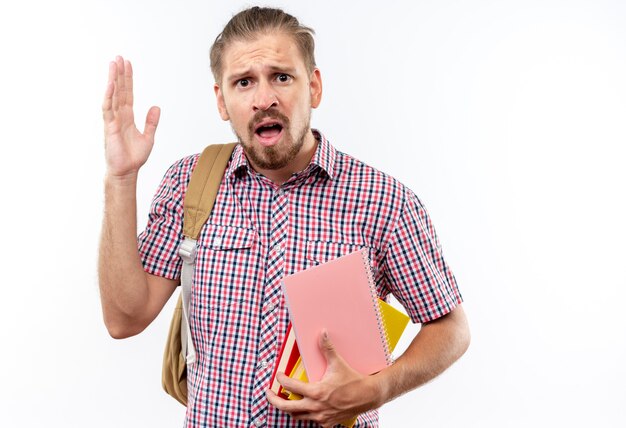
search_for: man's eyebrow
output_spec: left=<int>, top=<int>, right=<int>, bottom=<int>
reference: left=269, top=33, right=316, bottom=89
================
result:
left=226, top=65, right=298, bottom=81
left=267, top=65, right=297, bottom=75
left=226, top=68, right=251, bottom=81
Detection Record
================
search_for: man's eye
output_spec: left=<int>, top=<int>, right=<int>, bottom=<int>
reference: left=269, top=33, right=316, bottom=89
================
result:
left=237, top=79, right=250, bottom=88
left=276, top=74, right=291, bottom=83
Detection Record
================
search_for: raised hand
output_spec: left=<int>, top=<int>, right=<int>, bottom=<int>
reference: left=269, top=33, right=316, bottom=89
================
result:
left=102, top=56, right=161, bottom=178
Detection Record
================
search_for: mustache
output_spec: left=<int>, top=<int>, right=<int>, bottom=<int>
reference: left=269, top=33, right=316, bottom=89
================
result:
left=247, top=109, right=290, bottom=135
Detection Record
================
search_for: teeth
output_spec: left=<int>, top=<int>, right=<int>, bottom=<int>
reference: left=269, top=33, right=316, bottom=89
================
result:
left=256, top=123, right=281, bottom=133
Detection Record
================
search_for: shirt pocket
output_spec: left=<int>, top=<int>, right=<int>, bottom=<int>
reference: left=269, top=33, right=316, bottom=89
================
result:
left=305, top=240, right=380, bottom=278
left=305, top=240, right=365, bottom=263
left=193, top=224, right=260, bottom=333
left=305, top=241, right=387, bottom=296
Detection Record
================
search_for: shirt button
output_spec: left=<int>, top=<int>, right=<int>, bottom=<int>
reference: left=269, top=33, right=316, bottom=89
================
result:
left=258, top=360, right=268, bottom=369
left=253, top=419, right=262, bottom=427
left=267, top=302, right=276, bottom=311
left=214, top=236, right=223, bottom=246
left=272, top=244, right=281, bottom=254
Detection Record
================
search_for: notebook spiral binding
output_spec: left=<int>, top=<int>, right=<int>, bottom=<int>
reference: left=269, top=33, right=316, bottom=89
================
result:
left=360, top=249, right=393, bottom=366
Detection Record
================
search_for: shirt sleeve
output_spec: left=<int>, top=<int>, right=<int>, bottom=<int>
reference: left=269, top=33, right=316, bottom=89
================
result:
left=137, top=155, right=199, bottom=280
left=382, top=187, right=463, bottom=324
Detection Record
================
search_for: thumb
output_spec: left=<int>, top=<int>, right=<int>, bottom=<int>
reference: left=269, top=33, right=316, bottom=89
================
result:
left=319, top=329, right=337, bottom=362
left=144, top=106, right=161, bottom=141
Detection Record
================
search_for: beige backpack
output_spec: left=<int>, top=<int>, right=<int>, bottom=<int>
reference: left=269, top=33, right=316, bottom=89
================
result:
left=161, top=143, right=237, bottom=406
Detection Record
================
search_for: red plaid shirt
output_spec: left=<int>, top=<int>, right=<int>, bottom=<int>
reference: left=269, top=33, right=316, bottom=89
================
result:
left=138, top=131, right=462, bottom=427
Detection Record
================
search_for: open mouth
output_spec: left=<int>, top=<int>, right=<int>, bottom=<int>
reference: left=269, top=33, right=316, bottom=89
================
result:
left=255, top=121, right=283, bottom=137
left=254, top=120, right=284, bottom=146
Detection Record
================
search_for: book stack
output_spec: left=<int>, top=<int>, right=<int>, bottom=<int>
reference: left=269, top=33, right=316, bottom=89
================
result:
left=269, top=323, right=303, bottom=399
left=269, top=249, right=411, bottom=427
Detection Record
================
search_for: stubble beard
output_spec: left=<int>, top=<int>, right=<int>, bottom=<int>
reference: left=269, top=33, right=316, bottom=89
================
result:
left=234, top=109, right=311, bottom=171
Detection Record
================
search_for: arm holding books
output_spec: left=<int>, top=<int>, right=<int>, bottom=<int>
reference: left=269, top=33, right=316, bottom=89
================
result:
left=266, top=304, right=470, bottom=428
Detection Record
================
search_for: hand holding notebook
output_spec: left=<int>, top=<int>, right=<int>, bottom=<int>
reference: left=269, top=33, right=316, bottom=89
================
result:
left=269, top=329, right=370, bottom=428
left=268, top=296, right=410, bottom=427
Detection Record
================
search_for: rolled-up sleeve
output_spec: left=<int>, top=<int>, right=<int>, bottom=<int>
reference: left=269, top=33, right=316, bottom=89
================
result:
left=383, top=188, right=462, bottom=324
left=137, top=155, right=199, bottom=280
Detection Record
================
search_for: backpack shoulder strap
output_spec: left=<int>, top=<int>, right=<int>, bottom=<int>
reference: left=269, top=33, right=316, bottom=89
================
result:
left=183, top=142, right=238, bottom=239
left=178, top=142, right=237, bottom=365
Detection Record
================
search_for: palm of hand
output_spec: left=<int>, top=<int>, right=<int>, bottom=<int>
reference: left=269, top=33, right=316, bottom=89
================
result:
left=102, top=56, right=160, bottom=178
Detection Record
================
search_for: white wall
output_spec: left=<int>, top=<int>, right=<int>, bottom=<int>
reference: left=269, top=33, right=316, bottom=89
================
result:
left=1, top=0, right=624, bottom=426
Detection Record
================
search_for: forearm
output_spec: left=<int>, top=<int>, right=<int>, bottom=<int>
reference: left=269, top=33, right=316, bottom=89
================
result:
left=98, top=173, right=150, bottom=336
left=373, top=304, right=471, bottom=406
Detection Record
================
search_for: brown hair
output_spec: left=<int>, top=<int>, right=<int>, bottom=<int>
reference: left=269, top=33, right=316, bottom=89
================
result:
left=210, top=7, right=316, bottom=84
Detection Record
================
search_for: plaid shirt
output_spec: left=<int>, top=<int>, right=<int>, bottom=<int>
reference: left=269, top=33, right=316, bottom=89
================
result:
left=138, top=131, right=462, bottom=427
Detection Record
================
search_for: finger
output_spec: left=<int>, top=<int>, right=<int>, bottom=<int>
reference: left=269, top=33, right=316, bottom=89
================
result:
left=289, top=412, right=319, bottom=423
left=110, top=61, right=120, bottom=111
left=143, top=106, right=161, bottom=141
left=102, top=62, right=116, bottom=122
left=125, top=59, right=134, bottom=107
left=116, top=55, right=126, bottom=106
left=265, top=389, right=315, bottom=413
left=276, top=372, right=311, bottom=397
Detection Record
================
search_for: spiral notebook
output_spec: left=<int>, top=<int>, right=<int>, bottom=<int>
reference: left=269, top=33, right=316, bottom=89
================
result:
left=281, top=248, right=391, bottom=382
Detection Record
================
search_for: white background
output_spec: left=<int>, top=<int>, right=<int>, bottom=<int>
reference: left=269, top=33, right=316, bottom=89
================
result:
left=1, top=0, right=625, bottom=426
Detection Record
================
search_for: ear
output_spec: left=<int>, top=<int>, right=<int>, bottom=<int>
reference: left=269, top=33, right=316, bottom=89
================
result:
left=214, top=83, right=230, bottom=121
left=309, top=68, right=322, bottom=109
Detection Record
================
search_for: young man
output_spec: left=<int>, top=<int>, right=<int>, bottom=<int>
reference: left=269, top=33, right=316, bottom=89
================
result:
left=100, top=7, right=470, bottom=428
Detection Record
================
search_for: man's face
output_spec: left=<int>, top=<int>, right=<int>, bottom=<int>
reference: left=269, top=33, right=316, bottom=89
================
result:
left=214, top=32, right=322, bottom=172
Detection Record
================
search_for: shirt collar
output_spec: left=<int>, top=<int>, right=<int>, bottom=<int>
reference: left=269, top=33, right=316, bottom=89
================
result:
left=226, top=129, right=336, bottom=180
left=225, top=142, right=248, bottom=179
left=308, top=129, right=336, bottom=180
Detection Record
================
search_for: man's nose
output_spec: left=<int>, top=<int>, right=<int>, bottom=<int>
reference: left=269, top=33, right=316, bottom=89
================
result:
left=252, top=80, right=278, bottom=111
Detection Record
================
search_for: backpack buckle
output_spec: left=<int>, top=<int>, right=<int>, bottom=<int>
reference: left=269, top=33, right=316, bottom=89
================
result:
left=178, top=237, right=197, bottom=263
